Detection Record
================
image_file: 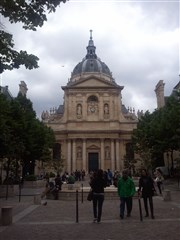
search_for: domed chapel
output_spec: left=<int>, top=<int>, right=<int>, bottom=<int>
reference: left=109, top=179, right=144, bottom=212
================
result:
left=42, top=30, right=139, bottom=173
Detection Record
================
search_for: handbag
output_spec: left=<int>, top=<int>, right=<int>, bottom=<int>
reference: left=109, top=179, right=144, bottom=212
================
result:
left=87, top=190, right=93, bottom=201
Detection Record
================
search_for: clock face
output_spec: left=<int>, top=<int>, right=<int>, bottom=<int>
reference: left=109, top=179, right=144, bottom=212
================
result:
left=88, top=102, right=98, bottom=114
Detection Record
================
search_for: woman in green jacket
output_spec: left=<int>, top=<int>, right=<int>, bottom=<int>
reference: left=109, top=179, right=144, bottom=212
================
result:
left=117, top=170, right=136, bottom=219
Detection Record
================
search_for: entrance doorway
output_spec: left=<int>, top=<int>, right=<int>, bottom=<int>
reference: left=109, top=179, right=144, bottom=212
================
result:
left=88, top=152, right=99, bottom=172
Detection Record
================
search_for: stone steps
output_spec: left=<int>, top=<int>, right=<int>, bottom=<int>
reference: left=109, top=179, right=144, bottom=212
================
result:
left=47, top=190, right=119, bottom=201
left=47, top=185, right=138, bottom=201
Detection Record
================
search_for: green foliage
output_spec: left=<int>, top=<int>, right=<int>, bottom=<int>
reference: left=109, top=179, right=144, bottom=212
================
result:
left=0, top=0, right=67, bottom=30
left=0, top=0, right=67, bottom=73
left=132, top=93, right=180, bottom=169
left=24, top=174, right=37, bottom=181
left=0, top=92, right=56, bottom=178
left=0, top=30, right=39, bottom=73
left=44, top=154, right=64, bottom=175
left=49, top=172, right=56, bottom=178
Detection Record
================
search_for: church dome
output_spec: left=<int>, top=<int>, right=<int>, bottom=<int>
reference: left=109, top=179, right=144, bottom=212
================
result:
left=71, top=30, right=113, bottom=81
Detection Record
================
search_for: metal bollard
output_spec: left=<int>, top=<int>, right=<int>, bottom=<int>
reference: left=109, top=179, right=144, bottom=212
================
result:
left=19, top=183, right=22, bottom=202
left=1, top=206, right=13, bottom=226
left=138, top=197, right=143, bottom=222
left=81, top=183, right=83, bottom=203
left=76, top=190, right=79, bottom=223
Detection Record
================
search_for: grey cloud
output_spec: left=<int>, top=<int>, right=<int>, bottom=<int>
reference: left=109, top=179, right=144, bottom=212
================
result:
left=1, top=1, right=179, bottom=119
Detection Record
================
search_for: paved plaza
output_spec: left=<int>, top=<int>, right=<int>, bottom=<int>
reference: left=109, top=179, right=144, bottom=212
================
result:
left=0, top=179, right=180, bottom=240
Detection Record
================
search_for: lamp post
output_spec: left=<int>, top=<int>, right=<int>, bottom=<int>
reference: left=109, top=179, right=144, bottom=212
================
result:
left=166, top=152, right=170, bottom=176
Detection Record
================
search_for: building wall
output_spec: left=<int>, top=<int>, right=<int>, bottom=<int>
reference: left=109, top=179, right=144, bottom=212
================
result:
left=46, top=75, right=138, bottom=174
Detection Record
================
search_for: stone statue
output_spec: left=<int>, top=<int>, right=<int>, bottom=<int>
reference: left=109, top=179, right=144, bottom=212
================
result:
left=104, top=104, right=109, bottom=114
left=77, top=104, right=82, bottom=118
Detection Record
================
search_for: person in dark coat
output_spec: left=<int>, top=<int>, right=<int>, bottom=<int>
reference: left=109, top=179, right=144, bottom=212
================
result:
left=138, top=169, right=156, bottom=219
left=90, top=169, right=106, bottom=223
left=55, top=174, right=63, bottom=190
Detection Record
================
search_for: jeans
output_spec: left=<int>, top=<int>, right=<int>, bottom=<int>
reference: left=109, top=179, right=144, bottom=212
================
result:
left=120, top=197, right=132, bottom=218
left=93, top=194, right=104, bottom=222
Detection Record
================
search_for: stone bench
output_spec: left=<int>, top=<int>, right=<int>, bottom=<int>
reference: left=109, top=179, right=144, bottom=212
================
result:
left=1, top=206, right=13, bottom=226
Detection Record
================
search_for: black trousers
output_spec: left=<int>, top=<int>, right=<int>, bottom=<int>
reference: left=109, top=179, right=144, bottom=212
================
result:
left=143, top=196, right=154, bottom=217
left=93, top=194, right=104, bottom=222
left=157, top=181, right=162, bottom=194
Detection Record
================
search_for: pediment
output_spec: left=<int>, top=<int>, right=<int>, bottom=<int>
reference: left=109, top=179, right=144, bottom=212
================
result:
left=68, top=75, right=119, bottom=88
left=88, top=144, right=99, bottom=149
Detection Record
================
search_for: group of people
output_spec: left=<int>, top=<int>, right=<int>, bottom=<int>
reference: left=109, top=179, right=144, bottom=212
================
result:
left=61, top=170, right=86, bottom=183
left=89, top=168, right=163, bottom=223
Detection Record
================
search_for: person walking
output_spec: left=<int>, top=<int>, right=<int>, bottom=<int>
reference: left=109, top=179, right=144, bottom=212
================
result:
left=155, top=169, right=164, bottom=195
left=117, top=169, right=136, bottom=219
left=90, top=169, right=106, bottom=223
left=138, top=168, right=156, bottom=219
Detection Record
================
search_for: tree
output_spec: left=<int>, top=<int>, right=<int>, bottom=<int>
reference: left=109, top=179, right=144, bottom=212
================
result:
left=0, top=0, right=67, bottom=73
left=15, top=93, right=55, bottom=176
left=132, top=111, right=157, bottom=169
left=44, top=143, right=64, bottom=175
left=0, top=93, right=26, bottom=184
left=0, top=30, right=39, bottom=73
left=0, top=92, right=56, bottom=181
left=132, top=93, right=180, bottom=170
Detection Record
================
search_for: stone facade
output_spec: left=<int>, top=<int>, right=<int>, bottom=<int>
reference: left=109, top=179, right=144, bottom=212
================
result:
left=42, top=33, right=138, bottom=173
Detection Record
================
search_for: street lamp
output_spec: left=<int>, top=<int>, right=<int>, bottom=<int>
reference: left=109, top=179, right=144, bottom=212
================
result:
left=166, top=152, right=170, bottom=175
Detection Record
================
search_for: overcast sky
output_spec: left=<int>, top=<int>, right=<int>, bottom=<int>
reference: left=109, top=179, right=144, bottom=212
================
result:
left=1, top=0, right=179, bottom=119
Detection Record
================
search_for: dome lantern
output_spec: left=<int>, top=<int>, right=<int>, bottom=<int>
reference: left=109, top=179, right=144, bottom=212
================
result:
left=70, top=30, right=113, bottom=82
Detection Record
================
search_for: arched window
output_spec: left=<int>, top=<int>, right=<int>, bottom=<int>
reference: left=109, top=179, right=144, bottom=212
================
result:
left=87, top=95, right=98, bottom=102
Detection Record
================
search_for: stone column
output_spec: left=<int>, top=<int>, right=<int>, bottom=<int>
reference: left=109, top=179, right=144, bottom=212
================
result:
left=82, top=94, right=87, bottom=120
left=82, top=139, right=86, bottom=171
left=99, top=94, right=104, bottom=120
left=109, top=95, right=114, bottom=120
left=115, top=139, right=120, bottom=171
left=100, top=139, right=105, bottom=170
left=67, top=140, right=71, bottom=173
left=111, top=139, right=115, bottom=171
left=119, top=140, right=125, bottom=171
left=72, top=140, right=76, bottom=171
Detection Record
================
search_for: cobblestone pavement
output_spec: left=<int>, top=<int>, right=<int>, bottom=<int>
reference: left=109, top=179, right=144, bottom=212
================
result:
left=0, top=180, right=180, bottom=240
